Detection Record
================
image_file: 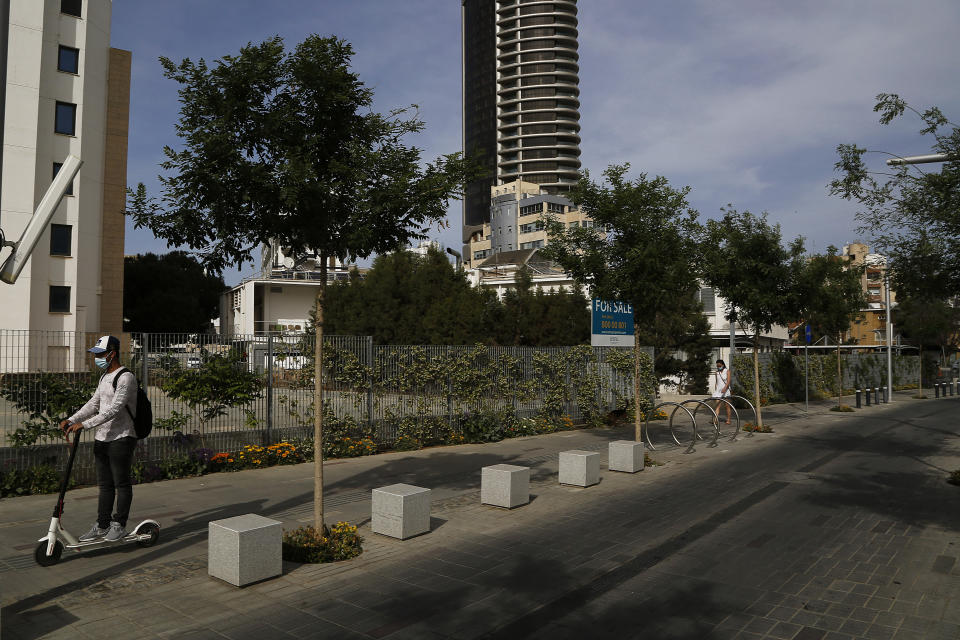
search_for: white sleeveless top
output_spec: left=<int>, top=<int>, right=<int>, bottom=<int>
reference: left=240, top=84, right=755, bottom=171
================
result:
left=712, top=367, right=730, bottom=398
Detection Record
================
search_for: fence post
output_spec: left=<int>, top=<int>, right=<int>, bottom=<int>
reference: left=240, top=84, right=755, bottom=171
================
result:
left=141, top=333, right=149, bottom=388
left=446, top=344, right=453, bottom=427
left=366, top=336, right=374, bottom=430
left=564, top=347, right=573, bottom=419
left=266, top=334, right=273, bottom=445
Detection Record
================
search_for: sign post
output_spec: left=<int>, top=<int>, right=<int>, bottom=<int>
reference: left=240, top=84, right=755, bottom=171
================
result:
left=804, top=324, right=811, bottom=412
left=591, top=299, right=634, bottom=347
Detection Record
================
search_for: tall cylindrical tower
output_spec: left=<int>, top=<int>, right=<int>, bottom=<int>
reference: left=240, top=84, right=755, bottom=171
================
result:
left=495, top=0, right=581, bottom=194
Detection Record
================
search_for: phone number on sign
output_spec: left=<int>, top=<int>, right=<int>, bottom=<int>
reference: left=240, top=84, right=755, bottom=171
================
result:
left=600, top=321, right=629, bottom=330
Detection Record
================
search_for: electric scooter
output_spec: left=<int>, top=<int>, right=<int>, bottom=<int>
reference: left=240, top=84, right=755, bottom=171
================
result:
left=34, top=429, right=160, bottom=566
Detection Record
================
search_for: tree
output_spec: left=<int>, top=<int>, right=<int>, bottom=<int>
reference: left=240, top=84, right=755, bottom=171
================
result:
left=540, top=164, right=702, bottom=442
left=893, top=295, right=960, bottom=388
left=158, top=349, right=262, bottom=446
left=127, top=36, right=475, bottom=533
left=635, top=285, right=714, bottom=393
left=323, top=247, right=496, bottom=345
left=702, top=209, right=805, bottom=427
left=830, top=94, right=960, bottom=297
left=799, top=247, right=866, bottom=408
left=497, top=266, right=590, bottom=346
left=124, top=252, right=225, bottom=334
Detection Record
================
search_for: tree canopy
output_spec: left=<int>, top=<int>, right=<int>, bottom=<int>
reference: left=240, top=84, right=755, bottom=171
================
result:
left=123, top=252, right=224, bottom=334
left=830, top=94, right=960, bottom=297
left=321, top=248, right=590, bottom=346
left=128, top=35, right=475, bottom=274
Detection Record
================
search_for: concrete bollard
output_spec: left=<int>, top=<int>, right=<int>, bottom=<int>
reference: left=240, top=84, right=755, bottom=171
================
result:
left=372, top=484, right=431, bottom=540
left=608, top=441, right=644, bottom=473
left=208, top=514, right=282, bottom=587
left=559, top=450, right=600, bottom=487
left=481, top=464, right=530, bottom=509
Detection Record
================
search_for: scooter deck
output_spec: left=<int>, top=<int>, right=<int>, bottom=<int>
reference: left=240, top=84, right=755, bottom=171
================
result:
left=64, top=531, right=153, bottom=550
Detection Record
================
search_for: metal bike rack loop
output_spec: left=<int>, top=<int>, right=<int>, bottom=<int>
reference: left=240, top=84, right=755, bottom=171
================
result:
left=686, top=398, right=740, bottom=446
left=644, top=401, right=698, bottom=454
left=727, top=395, right=757, bottom=440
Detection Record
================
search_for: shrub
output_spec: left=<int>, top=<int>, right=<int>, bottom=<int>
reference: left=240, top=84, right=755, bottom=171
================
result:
left=461, top=410, right=510, bottom=443
left=742, top=422, right=773, bottom=433
left=0, top=464, right=65, bottom=497
left=829, top=405, right=855, bottom=412
left=282, top=522, right=363, bottom=563
left=948, top=469, right=960, bottom=486
left=326, top=436, right=377, bottom=458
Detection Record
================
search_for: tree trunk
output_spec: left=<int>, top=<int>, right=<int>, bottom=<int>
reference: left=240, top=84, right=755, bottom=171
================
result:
left=918, top=342, right=923, bottom=394
left=836, top=338, right=842, bottom=408
left=633, top=320, right=642, bottom=442
left=313, top=257, right=328, bottom=533
left=753, top=331, right=763, bottom=428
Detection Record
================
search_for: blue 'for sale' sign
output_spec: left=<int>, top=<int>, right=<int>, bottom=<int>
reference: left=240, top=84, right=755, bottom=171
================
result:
left=591, top=298, right=634, bottom=346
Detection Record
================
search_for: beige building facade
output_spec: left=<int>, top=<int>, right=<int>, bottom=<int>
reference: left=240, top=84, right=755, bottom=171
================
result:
left=0, top=0, right=129, bottom=370
left=842, top=242, right=897, bottom=347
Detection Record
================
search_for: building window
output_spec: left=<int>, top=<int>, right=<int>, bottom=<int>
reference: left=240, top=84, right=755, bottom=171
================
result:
left=568, top=221, right=579, bottom=229
left=519, top=204, right=543, bottom=216
left=52, top=163, right=74, bottom=196
left=547, top=202, right=566, bottom=214
left=57, top=45, right=80, bottom=74
left=697, top=287, right=716, bottom=313
left=473, top=249, right=490, bottom=261
left=61, top=0, right=81, bottom=17
left=55, top=102, right=77, bottom=135
left=49, top=286, right=71, bottom=313
left=519, top=221, right=544, bottom=234
left=50, top=224, right=72, bottom=256
left=520, top=240, right=544, bottom=249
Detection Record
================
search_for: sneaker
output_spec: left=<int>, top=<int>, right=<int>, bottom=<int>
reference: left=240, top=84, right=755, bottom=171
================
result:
left=104, top=521, right=127, bottom=542
left=79, top=523, right=108, bottom=541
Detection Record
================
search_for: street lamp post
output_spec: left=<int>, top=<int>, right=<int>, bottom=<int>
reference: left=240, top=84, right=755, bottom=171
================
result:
left=885, top=273, right=894, bottom=402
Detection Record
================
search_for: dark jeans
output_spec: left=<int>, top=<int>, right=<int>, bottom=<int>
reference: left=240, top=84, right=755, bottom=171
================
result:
left=93, top=436, right=136, bottom=528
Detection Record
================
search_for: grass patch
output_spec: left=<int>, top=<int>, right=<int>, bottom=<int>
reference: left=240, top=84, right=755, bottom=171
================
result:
left=912, top=394, right=929, bottom=400
left=644, top=453, right=661, bottom=467
left=829, top=405, right=855, bottom=412
left=742, top=422, right=773, bottom=433
left=949, top=470, right=960, bottom=487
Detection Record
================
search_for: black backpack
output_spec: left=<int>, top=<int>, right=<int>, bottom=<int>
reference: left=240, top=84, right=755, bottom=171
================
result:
left=112, top=368, right=153, bottom=439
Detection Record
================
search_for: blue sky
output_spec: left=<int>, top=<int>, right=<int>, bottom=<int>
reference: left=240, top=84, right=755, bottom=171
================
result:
left=111, top=1, right=960, bottom=286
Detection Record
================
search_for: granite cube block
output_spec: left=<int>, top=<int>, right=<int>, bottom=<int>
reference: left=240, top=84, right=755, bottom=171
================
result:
left=372, top=483, right=431, bottom=539
left=608, top=440, right=644, bottom=473
left=208, top=513, right=282, bottom=587
left=481, top=464, right=530, bottom=508
left=559, top=450, right=600, bottom=487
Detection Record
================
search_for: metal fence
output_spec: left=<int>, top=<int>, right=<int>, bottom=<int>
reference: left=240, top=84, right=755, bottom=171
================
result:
left=0, top=330, right=650, bottom=482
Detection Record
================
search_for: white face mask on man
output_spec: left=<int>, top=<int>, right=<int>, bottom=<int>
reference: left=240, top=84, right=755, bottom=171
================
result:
left=95, top=352, right=112, bottom=370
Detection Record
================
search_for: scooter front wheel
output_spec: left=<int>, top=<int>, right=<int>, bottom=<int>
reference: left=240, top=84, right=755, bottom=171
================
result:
left=34, top=540, right=63, bottom=567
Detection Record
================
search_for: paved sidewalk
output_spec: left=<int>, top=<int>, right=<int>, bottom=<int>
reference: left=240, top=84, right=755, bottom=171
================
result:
left=1, top=392, right=959, bottom=639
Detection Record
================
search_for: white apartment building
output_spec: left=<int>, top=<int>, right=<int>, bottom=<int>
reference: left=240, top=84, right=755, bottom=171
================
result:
left=0, top=0, right=130, bottom=370
left=697, top=285, right=789, bottom=362
left=219, top=243, right=360, bottom=336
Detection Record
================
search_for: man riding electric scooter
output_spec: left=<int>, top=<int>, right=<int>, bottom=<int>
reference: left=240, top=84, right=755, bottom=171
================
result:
left=60, top=335, right=139, bottom=542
